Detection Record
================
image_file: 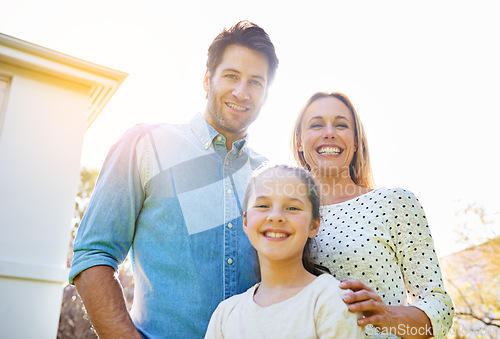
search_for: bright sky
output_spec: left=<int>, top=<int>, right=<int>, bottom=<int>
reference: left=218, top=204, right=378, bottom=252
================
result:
left=2, top=0, right=499, bottom=257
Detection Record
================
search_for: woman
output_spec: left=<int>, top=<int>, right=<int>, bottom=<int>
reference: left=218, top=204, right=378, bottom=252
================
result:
left=292, top=92, right=454, bottom=338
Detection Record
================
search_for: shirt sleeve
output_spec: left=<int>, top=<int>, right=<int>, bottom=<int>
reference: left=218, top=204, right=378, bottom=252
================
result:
left=204, top=304, right=224, bottom=339
left=390, top=188, right=455, bottom=338
left=68, top=125, right=148, bottom=284
left=315, top=282, right=365, bottom=339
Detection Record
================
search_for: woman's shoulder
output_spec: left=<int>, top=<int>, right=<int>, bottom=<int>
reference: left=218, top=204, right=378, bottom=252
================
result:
left=367, top=187, right=421, bottom=204
left=320, top=187, right=409, bottom=208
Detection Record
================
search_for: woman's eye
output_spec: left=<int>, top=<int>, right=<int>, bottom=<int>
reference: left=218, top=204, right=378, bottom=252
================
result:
left=310, top=123, right=322, bottom=129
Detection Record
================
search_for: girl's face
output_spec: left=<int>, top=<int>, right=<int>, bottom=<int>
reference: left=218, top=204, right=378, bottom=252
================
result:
left=243, top=168, right=320, bottom=263
left=299, top=97, right=357, bottom=177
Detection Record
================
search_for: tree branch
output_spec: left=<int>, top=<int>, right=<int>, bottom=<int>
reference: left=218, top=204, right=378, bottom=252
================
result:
left=454, top=312, right=500, bottom=329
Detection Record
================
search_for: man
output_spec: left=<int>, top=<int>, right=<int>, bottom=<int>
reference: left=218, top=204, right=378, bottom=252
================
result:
left=70, top=21, right=278, bottom=338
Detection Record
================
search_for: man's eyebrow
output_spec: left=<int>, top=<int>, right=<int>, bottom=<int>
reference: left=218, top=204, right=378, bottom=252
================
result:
left=222, top=68, right=266, bottom=82
left=222, top=68, right=241, bottom=74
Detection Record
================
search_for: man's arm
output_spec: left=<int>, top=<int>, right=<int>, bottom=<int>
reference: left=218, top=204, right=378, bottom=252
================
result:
left=74, top=265, right=142, bottom=339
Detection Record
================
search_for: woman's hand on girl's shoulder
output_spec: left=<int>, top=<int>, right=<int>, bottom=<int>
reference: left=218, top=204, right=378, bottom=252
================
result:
left=339, top=279, right=394, bottom=328
left=340, top=280, right=433, bottom=338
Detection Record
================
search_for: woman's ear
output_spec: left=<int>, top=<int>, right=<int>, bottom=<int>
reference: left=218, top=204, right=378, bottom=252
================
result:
left=309, top=217, right=320, bottom=238
left=297, top=139, right=303, bottom=152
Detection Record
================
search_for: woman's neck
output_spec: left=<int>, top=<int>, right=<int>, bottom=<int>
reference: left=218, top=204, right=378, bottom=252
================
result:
left=312, top=169, right=371, bottom=205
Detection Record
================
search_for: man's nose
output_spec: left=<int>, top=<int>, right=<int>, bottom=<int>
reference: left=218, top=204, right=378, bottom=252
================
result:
left=232, top=81, right=250, bottom=100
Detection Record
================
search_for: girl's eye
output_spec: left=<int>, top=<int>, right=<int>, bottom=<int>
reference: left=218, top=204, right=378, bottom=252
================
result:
left=255, top=204, right=268, bottom=208
left=288, top=206, right=300, bottom=211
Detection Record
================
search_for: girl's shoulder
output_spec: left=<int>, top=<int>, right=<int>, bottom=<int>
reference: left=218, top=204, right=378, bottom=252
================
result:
left=312, top=275, right=352, bottom=308
left=214, top=284, right=259, bottom=312
left=313, top=274, right=346, bottom=295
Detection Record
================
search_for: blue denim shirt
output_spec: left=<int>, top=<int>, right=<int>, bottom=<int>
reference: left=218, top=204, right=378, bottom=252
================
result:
left=69, top=114, right=266, bottom=338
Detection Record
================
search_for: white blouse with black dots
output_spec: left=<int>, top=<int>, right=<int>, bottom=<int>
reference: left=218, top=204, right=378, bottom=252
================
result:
left=311, top=187, right=454, bottom=339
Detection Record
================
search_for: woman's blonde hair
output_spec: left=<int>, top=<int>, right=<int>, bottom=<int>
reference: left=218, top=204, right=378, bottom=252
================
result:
left=291, top=92, right=375, bottom=189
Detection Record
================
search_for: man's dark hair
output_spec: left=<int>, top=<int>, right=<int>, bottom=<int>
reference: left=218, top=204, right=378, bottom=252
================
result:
left=207, top=20, right=279, bottom=85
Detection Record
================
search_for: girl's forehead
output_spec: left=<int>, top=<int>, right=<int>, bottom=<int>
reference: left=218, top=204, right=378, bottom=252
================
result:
left=253, top=170, right=307, bottom=195
left=254, top=169, right=300, bottom=185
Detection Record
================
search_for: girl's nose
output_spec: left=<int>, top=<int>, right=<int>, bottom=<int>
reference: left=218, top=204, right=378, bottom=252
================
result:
left=267, top=207, right=285, bottom=223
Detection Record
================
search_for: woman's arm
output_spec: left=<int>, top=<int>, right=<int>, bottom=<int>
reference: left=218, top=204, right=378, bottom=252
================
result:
left=341, top=279, right=432, bottom=339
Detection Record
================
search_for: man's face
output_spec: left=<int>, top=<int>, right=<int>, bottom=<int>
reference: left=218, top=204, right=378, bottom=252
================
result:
left=203, top=45, right=269, bottom=143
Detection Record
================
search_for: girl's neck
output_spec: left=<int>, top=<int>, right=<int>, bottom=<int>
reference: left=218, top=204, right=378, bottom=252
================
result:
left=312, top=168, right=371, bottom=205
left=254, top=258, right=317, bottom=307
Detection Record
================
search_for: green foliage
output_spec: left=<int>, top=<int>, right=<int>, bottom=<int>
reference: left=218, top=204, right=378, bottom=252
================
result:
left=72, top=167, right=99, bottom=237
left=57, top=167, right=135, bottom=338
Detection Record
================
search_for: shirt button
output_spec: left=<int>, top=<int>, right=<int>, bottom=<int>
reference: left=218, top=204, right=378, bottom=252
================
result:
left=227, top=222, right=233, bottom=229
left=227, top=258, right=233, bottom=265
left=216, top=135, right=222, bottom=141
left=226, top=188, right=232, bottom=195
left=225, top=160, right=229, bottom=166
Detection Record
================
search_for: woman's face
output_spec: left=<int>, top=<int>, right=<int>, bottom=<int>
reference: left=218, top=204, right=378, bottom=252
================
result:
left=299, top=96, right=357, bottom=177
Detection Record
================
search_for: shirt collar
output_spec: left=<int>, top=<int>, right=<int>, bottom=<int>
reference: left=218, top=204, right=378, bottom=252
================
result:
left=190, top=113, right=249, bottom=153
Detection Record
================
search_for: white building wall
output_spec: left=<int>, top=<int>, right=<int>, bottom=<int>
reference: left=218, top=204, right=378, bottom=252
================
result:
left=0, top=33, right=126, bottom=339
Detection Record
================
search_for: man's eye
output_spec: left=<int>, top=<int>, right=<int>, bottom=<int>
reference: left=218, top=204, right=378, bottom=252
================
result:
left=225, top=74, right=237, bottom=79
left=250, top=80, right=262, bottom=87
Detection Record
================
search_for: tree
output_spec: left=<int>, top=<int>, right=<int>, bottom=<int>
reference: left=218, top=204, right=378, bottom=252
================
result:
left=440, top=202, right=500, bottom=339
left=57, top=167, right=135, bottom=338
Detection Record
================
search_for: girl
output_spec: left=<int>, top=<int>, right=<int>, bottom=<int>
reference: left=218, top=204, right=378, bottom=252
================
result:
left=205, top=165, right=364, bottom=338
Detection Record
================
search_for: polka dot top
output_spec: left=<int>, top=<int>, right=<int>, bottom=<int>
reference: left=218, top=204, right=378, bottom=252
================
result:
left=311, top=187, right=454, bottom=338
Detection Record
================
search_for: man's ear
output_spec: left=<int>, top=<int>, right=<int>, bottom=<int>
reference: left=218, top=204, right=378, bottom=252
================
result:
left=203, top=69, right=210, bottom=92
left=309, top=217, right=320, bottom=238
left=262, top=91, right=268, bottom=106
left=242, top=212, right=248, bottom=235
